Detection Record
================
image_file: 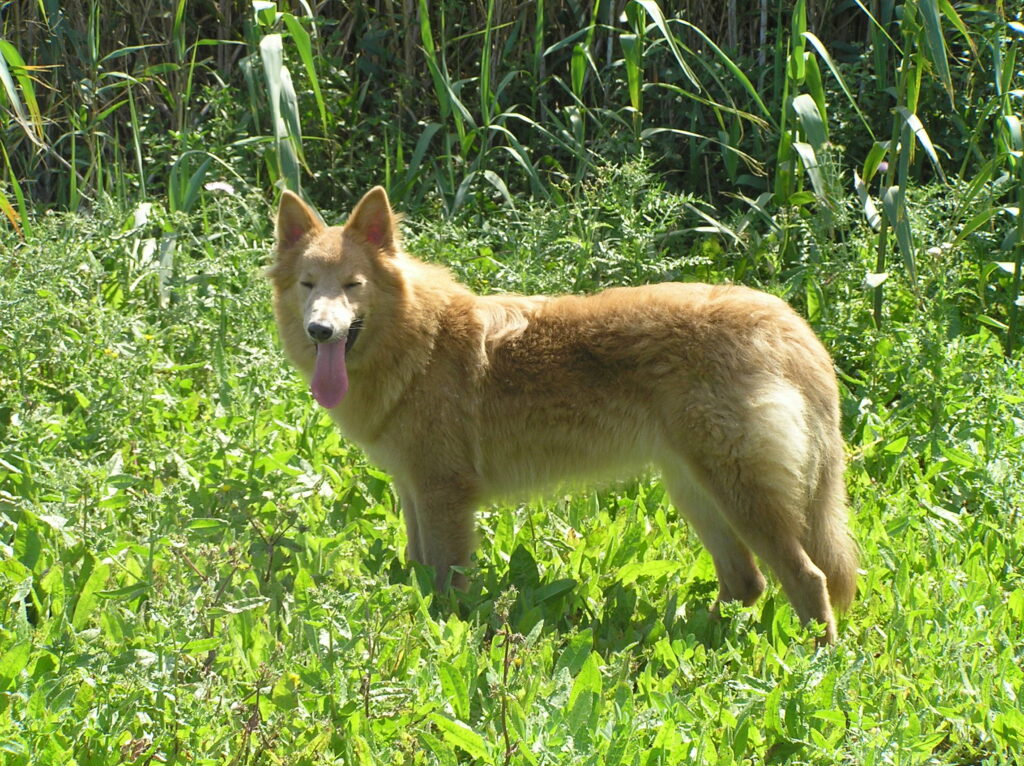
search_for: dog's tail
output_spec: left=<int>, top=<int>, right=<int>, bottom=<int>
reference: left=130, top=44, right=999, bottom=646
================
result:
left=804, top=448, right=858, bottom=611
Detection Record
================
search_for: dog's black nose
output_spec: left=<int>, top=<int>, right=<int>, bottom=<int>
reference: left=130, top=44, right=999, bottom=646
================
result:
left=306, top=322, right=334, bottom=342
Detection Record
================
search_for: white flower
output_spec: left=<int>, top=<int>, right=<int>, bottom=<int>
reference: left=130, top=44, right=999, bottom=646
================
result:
left=204, top=181, right=236, bottom=195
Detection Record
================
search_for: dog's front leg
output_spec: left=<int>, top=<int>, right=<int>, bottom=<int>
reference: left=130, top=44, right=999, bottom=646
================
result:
left=406, top=478, right=478, bottom=591
left=394, top=481, right=422, bottom=564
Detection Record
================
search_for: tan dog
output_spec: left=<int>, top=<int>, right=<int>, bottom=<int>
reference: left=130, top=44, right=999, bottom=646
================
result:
left=269, top=187, right=857, bottom=642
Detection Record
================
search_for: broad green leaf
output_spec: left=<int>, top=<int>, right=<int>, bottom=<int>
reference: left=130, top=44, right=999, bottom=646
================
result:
left=862, top=141, right=890, bottom=185
left=181, top=637, right=222, bottom=654
left=571, top=42, right=586, bottom=98
left=0, top=642, right=31, bottom=692
left=617, top=560, right=681, bottom=586
left=438, top=664, right=470, bottom=720
left=96, top=583, right=150, bottom=601
left=188, top=517, right=228, bottom=529
left=72, top=562, right=110, bottom=630
left=533, top=578, right=576, bottom=603
left=884, top=435, right=909, bottom=453
left=567, top=651, right=602, bottom=737
left=428, top=714, right=487, bottom=759
left=13, top=512, right=42, bottom=573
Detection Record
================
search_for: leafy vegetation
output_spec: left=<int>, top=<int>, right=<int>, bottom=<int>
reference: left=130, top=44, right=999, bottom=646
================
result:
left=2, top=1, right=1024, bottom=764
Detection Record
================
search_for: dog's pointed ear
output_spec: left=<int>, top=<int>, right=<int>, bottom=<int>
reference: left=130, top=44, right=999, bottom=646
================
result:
left=276, top=190, right=323, bottom=257
left=346, top=186, right=399, bottom=253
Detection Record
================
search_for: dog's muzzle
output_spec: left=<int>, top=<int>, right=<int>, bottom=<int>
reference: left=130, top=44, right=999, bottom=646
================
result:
left=306, top=320, right=363, bottom=352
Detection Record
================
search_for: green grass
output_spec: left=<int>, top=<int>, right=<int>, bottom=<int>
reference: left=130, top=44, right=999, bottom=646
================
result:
left=2, top=174, right=1023, bottom=765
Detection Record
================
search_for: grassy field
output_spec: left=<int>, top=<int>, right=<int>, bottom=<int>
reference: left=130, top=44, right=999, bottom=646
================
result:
left=3, top=0, right=1024, bottom=763
left=2, top=170, right=1023, bottom=763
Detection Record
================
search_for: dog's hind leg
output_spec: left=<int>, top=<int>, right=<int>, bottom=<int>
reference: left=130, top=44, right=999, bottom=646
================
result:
left=668, top=383, right=841, bottom=642
left=660, top=460, right=766, bottom=608
left=692, top=461, right=838, bottom=644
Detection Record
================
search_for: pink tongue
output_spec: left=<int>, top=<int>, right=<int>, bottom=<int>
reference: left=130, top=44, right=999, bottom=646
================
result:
left=310, top=342, right=348, bottom=409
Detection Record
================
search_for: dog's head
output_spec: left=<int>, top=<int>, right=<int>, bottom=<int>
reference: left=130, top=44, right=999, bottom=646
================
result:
left=268, top=186, right=401, bottom=408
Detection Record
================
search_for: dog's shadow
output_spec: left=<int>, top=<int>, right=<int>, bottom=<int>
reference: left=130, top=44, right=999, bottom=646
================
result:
left=379, top=542, right=780, bottom=657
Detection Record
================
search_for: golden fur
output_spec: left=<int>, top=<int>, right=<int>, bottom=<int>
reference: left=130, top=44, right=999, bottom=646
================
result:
left=269, top=187, right=857, bottom=643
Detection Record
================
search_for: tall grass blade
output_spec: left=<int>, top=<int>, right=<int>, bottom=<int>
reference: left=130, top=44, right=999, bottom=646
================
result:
left=481, top=169, right=514, bottom=207
left=418, top=0, right=454, bottom=123
left=788, top=0, right=807, bottom=82
left=259, top=34, right=301, bottom=191
left=792, top=93, right=827, bottom=150
left=260, top=35, right=285, bottom=128
left=685, top=202, right=740, bottom=245
left=854, top=171, right=881, bottom=231
left=632, top=0, right=701, bottom=90
left=532, top=0, right=545, bottom=109
left=0, top=187, right=20, bottom=237
left=851, top=0, right=903, bottom=55
left=919, top=0, right=954, bottom=105
left=282, top=13, right=327, bottom=135
left=278, top=66, right=306, bottom=166
left=947, top=159, right=995, bottom=238
left=172, top=0, right=188, bottom=61
left=673, top=18, right=774, bottom=123
left=1, top=142, right=31, bottom=236
left=792, top=141, right=827, bottom=199
left=168, top=152, right=212, bottom=214
left=883, top=185, right=917, bottom=282
left=571, top=43, right=587, bottom=98
left=620, top=34, right=642, bottom=118
left=1009, top=193, right=1023, bottom=355
left=480, top=0, right=495, bottom=125
left=863, top=141, right=890, bottom=185
left=640, top=127, right=763, bottom=175
left=896, top=107, right=945, bottom=182
left=1003, top=115, right=1023, bottom=155
left=803, top=32, right=875, bottom=139
left=488, top=122, right=548, bottom=198
left=0, top=40, right=44, bottom=147
left=938, top=0, right=976, bottom=56
left=127, top=84, right=146, bottom=199
left=394, top=122, right=443, bottom=204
